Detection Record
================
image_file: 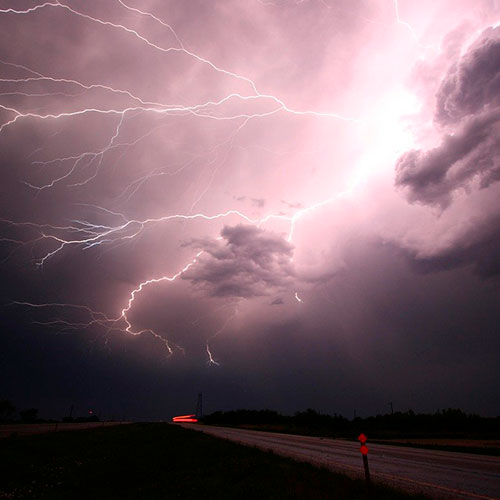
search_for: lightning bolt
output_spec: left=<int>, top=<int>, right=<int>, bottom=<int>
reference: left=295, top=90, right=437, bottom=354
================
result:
left=392, top=0, right=419, bottom=42
left=205, top=309, right=239, bottom=366
left=0, top=1, right=360, bottom=141
left=392, top=0, right=437, bottom=52
left=0, top=0, right=433, bottom=363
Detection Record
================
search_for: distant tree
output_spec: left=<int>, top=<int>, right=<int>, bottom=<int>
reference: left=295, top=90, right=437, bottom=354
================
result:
left=19, top=408, right=38, bottom=423
left=204, top=407, right=500, bottom=436
left=0, top=400, right=16, bottom=421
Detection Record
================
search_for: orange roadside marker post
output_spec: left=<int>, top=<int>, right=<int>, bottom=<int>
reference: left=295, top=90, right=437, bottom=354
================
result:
left=358, top=433, right=370, bottom=483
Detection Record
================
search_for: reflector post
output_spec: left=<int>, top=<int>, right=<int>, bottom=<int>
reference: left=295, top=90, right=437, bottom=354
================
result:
left=358, top=434, right=370, bottom=483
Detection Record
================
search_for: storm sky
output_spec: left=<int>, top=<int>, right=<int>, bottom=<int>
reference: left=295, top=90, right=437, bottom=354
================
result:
left=1, top=0, right=499, bottom=420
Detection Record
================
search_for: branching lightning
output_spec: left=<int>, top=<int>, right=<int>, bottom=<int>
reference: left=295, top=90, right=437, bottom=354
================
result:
left=0, top=0, right=431, bottom=364
left=393, top=0, right=419, bottom=42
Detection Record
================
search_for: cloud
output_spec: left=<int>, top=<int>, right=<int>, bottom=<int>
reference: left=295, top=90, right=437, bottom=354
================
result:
left=435, top=27, right=500, bottom=125
left=270, top=297, right=284, bottom=305
left=251, top=198, right=266, bottom=208
left=393, top=25, right=500, bottom=277
left=396, top=26, right=500, bottom=208
left=395, top=108, right=500, bottom=207
left=403, top=213, right=500, bottom=277
left=182, top=225, right=295, bottom=298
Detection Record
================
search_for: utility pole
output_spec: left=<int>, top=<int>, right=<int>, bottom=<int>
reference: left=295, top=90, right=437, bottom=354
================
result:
left=388, top=402, right=394, bottom=415
left=358, top=434, right=370, bottom=484
left=196, top=393, right=203, bottom=419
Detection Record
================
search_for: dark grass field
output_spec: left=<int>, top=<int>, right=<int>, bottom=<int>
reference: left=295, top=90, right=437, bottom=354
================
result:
left=370, top=439, right=500, bottom=456
left=0, top=423, right=433, bottom=500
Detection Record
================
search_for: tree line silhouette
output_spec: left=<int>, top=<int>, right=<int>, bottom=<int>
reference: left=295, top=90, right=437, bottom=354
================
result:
left=0, top=400, right=99, bottom=423
left=203, top=408, right=500, bottom=437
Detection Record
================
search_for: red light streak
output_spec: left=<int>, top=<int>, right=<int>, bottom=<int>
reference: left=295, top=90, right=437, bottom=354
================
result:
left=172, top=414, right=198, bottom=423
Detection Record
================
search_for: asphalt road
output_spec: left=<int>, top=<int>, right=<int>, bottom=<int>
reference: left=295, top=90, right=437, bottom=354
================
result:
left=188, top=425, right=500, bottom=500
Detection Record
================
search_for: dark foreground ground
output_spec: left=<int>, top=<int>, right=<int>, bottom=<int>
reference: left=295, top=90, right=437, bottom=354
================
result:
left=192, top=425, right=500, bottom=500
left=0, top=423, right=432, bottom=500
left=0, top=422, right=128, bottom=439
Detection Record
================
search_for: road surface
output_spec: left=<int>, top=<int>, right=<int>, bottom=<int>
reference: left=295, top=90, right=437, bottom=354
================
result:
left=186, top=425, right=500, bottom=500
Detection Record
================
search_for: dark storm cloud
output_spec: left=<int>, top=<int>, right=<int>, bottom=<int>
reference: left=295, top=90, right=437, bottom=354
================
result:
left=182, top=225, right=294, bottom=298
left=396, top=26, right=500, bottom=208
left=435, top=27, right=500, bottom=125
left=403, top=214, right=500, bottom=277
left=216, top=238, right=500, bottom=416
left=395, top=108, right=500, bottom=207
left=270, top=297, right=284, bottom=305
left=395, top=25, right=500, bottom=277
